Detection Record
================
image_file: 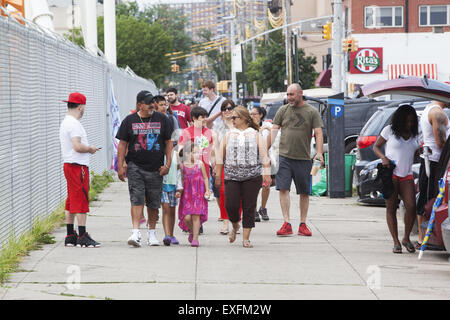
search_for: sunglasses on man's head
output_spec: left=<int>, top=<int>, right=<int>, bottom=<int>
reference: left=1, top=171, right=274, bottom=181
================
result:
left=221, top=106, right=234, bottom=112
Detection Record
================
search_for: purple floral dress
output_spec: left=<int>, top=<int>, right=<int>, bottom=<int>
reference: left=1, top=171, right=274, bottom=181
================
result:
left=178, top=164, right=208, bottom=231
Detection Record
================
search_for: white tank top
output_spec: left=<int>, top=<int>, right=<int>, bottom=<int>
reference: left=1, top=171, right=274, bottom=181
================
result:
left=420, top=104, right=450, bottom=162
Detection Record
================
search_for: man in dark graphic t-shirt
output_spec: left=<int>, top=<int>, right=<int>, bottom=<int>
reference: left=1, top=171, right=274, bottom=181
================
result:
left=116, top=90, right=174, bottom=248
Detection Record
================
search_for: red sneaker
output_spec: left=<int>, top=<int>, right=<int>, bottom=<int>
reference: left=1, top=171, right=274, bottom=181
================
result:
left=276, top=222, right=293, bottom=236
left=298, top=223, right=312, bottom=236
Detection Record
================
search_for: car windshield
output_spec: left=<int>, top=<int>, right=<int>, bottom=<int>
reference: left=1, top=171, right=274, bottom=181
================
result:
left=266, top=101, right=284, bottom=120
left=360, top=108, right=396, bottom=136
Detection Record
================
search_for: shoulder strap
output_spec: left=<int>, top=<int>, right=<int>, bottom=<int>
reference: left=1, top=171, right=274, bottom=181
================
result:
left=208, top=97, right=221, bottom=117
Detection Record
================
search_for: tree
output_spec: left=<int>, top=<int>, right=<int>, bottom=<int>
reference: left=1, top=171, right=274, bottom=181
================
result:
left=296, top=49, right=318, bottom=90
left=63, top=27, right=84, bottom=47
left=247, top=29, right=318, bottom=92
left=97, top=15, right=173, bottom=86
left=116, top=2, right=193, bottom=70
left=197, top=29, right=231, bottom=81
left=247, top=30, right=286, bottom=92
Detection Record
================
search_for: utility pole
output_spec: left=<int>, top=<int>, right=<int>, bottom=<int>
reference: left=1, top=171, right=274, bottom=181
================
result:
left=250, top=0, right=257, bottom=96
left=71, top=0, right=75, bottom=44
left=224, top=15, right=237, bottom=103
left=264, top=0, right=269, bottom=44
left=284, top=0, right=292, bottom=85
left=331, top=0, right=343, bottom=93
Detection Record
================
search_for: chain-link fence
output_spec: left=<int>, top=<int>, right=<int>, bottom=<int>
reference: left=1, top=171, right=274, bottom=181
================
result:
left=0, top=14, right=157, bottom=248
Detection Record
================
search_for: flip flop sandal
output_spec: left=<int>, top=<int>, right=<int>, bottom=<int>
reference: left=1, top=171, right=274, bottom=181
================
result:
left=393, top=245, right=402, bottom=254
left=220, top=227, right=229, bottom=235
left=415, top=242, right=422, bottom=250
left=402, top=241, right=416, bottom=253
left=229, top=227, right=238, bottom=243
left=243, top=240, right=253, bottom=248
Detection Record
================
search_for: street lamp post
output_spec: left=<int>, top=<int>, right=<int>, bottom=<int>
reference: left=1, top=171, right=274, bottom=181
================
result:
left=223, top=15, right=237, bottom=103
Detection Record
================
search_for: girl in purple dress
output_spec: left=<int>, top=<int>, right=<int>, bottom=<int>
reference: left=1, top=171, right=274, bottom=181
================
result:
left=177, top=142, right=210, bottom=247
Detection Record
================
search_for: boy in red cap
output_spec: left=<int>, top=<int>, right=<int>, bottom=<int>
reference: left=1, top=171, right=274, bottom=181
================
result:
left=60, top=92, right=101, bottom=247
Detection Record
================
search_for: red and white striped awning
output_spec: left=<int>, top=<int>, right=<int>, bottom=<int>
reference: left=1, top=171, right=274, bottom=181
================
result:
left=388, top=63, right=438, bottom=80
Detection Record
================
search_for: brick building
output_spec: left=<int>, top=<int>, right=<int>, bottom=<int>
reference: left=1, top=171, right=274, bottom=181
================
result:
left=343, top=0, right=450, bottom=94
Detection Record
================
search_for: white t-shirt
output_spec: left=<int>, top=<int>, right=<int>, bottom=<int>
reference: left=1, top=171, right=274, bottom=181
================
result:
left=380, top=125, right=420, bottom=177
left=199, top=95, right=226, bottom=127
left=59, top=115, right=90, bottom=166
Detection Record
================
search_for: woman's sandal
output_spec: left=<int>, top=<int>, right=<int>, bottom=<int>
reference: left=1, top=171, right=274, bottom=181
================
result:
left=243, top=240, right=253, bottom=248
left=229, top=227, right=239, bottom=243
left=401, top=241, right=416, bottom=253
left=220, top=226, right=229, bottom=235
left=393, top=244, right=402, bottom=254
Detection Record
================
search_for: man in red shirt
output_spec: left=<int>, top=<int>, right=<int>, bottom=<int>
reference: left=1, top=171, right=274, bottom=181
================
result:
left=167, top=87, right=191, bottom=129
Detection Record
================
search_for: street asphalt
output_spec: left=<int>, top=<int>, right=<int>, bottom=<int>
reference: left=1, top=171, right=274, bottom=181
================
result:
left=1, top=172, right=449, bottom=300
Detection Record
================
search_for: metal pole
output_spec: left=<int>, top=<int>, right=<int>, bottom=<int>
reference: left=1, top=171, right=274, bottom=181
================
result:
left=71, top=0, right=75, bottom=43
left=293, top=31, right=299, bottom=84
left=228, top=18, right=237, bottom=103
left=284, top=0, right=291, bottom=85
left=332, top=0, right=343, bottom=93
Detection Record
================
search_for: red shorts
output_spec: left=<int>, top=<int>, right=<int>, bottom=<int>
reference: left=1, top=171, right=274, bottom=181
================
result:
left=64, top=163, right=90, bottom=214
left=392, top=174, right=414, bottom=182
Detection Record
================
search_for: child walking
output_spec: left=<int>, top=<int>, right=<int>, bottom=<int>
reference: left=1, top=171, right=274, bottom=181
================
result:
left=177, top=142, right=210, bottom=247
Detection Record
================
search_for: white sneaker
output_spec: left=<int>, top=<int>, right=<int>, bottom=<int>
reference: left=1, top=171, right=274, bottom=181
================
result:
left=127, top=231, right=141, bottom=247
left=147, top=230, right=160, bottom=246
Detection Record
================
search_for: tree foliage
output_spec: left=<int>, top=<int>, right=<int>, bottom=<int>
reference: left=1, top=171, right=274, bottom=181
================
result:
left=97, top=14, right=172, bottom=86
left=247, top=29, right=318, bottom=92
left=197, top=29, right=231, bottom=81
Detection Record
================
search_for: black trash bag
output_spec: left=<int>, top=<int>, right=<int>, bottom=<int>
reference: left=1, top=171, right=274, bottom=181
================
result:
left=375, top=162, right=396, bottom=200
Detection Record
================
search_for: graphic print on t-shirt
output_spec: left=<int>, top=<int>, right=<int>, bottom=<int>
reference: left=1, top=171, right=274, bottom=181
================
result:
left=133, top=122, right=161, bottom=152
left=294, top=113, right=305, bottom=128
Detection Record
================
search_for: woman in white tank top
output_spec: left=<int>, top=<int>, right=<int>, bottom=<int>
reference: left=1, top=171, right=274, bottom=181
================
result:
left=373, top=105, right=420, bottom=254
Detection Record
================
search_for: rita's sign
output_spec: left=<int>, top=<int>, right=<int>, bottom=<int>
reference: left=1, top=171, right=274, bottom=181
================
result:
left=350, top=48, right=383, bottom=74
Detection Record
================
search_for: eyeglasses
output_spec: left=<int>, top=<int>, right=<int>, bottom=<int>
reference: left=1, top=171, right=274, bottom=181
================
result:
left=231, top=116, right=241, bottom=120
left=221, top=106, right=234, bottom=112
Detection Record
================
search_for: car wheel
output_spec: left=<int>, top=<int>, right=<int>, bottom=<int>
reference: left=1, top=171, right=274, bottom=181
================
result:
left=345, top=140, right=357, bottom=156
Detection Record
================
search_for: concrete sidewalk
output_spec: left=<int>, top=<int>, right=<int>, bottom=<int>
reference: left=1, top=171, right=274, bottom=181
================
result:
left=1, top=178, right=449, bottom=300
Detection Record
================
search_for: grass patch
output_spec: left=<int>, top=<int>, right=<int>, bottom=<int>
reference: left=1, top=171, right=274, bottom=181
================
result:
left=89, top=171, right=115, bottom=202
left=0, top=171, right=114, bottom=285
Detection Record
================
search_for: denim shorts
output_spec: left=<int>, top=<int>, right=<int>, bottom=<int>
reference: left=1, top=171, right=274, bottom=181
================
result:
left=127, top=161, right=163, bottom=208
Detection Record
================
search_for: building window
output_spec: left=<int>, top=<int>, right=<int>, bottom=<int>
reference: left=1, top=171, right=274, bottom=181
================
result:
left=364, top=6, right=403, bottom=28
left=419, top=5, right=450, bottom=26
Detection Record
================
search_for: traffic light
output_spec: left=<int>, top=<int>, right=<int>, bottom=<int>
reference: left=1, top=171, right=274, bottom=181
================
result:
left=346, top=38, right=353, bottom=52
left=171, top=64, right=180, bottom=73
left=351, top=39, right=359, bottom=52
left=322, top=22, right=332, bottom=40
left=342, top=38, right=359, bottom=52
left=342, top=39, right=349, bottom=52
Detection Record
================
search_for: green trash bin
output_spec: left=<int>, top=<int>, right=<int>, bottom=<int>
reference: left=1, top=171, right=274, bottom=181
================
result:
left=324, top=153, right=357, bottom=197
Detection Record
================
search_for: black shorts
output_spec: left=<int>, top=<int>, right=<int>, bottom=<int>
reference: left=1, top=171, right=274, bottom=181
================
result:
left=275, top=155, right=312, bottom=195
left=127, top=161, right=163, bottom=208
left=417, top=158, right=439, bottom=216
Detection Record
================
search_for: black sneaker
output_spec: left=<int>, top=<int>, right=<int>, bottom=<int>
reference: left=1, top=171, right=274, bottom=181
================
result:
left=255, top=211, right=261, bottom=222
left=65, top=231, right=78, bottom=247
left=76, top=232, right=101, bottom=248
left=259, top=208, right=269, bottom=221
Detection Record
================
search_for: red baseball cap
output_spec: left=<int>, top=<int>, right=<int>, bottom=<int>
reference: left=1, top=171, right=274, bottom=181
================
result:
left=63, top=92, right=86, bottom=105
